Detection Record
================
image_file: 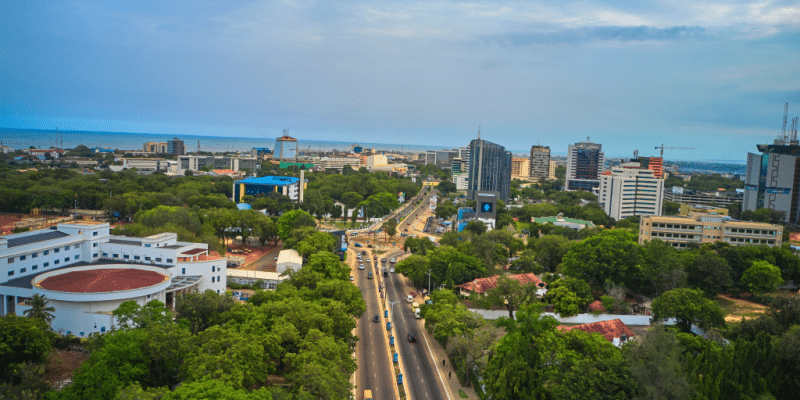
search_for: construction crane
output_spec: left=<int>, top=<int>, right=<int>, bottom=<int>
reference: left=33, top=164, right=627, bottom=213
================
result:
left=655, top=144, right=695, bottom=159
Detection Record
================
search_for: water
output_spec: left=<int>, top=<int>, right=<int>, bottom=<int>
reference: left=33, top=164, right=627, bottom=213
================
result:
left=0, top=128, right=454, bottom=154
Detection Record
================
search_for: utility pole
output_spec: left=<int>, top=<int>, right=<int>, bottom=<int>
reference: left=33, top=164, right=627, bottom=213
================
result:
left=426, top=269, right=432, bottom=295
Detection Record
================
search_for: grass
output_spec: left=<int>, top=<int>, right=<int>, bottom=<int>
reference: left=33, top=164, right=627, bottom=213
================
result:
left=715, top=295, right=768, bottom=323
left=459, top=389, right=468, bottom=398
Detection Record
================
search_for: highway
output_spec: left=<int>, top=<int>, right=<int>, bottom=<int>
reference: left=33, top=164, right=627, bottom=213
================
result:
left=352, top=247, right=396, bottom=400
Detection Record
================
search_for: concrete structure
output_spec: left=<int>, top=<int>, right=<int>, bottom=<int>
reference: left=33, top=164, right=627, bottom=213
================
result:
left=511, top=157, right=530, bottom=178
left=665, top=187, right=743, bottom=207
left=1, top=221, right=226, bottom=336
left=276, top=249, right=303, bottom=275
left=62, top=157, right=98, bottom=167
left=366, top=154, right=388, bottom=169
left=549, top=160, right=557, bottom=180
left=142, top=142, right=167, bottom=153
left=529, top=145, right=551, bottom=179
left=274, top=132, right=298, bottom=161
left=452, top=173, right=469, bottom=190
left=167, top=138, right=185, bottom=155
left=467, top=138, right=512, bottom=202
left=599, top=161, right=664, bottom=221
left=233, top=176, right=302, bottom=202
left=26, top=148, right=65, bottom=159
left=226, top=269, right=284, bottom=290
left=639, top=213, right=783, bottom=249
left=178, top=155, right=258, bottom=174
left=743, top=143, right=800, bottom=224
left=565, top=140, right=604, bottom=192
left=638, top=157, right=664, bottom=178
left=532, top=215, right=595, bottom=230
left=113, top=158, right=176, bottom=173
left=250, top=147, right=271, bottom=158
left=316, top=156, right=361, bottom=171
left=0, top=144, right=14, bottom=154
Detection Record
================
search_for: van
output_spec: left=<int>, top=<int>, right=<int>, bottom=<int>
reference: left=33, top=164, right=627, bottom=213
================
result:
left=412, top=302, right=419, bottom=312
left=415, top=308, right=421, bottom=319
left=363, top=390, right=373, bottom=400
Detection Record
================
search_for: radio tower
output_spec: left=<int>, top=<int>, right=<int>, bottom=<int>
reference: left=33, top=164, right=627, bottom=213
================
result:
left=197, top=140, right=201, bottom=154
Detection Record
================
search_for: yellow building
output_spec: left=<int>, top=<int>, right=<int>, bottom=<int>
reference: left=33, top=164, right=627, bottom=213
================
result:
left=511, top=157, right=530, bottom=178
left=639, top=213, right=783, bottom=249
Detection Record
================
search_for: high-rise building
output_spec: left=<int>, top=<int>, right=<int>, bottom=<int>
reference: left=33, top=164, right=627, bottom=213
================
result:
left=529, top=146, right=551, bottom=179
left=549, top=160, right=557, bottom=180
left=143, top=141, right=167, bottom=153
left=638, top=157, right=664, bottom=178
left=599, top=161, right=664, bottom=221
left=565, top=140, right=604, bottom=191
left=458, top=147, right=470, bottom=175
left=511, top=157, right=530, bottom=178
left=167, top=138, right=185, bottom=155
left=274, top=132, right=298, bottom=161
left=743, top=142, right=800, bottom=224
left=467, top=138, right=512, bottom=202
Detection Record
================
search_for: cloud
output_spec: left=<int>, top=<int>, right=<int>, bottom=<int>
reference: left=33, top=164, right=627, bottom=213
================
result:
left=483, top=25, right=708, bottom=46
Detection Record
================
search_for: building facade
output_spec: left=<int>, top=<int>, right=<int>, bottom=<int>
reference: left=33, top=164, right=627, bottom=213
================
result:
left=452, top=173, right=469, bottom=190
left=664, top=187, right=743, bottom=207
left=167, top=138, right=185, bottom=155
left=1, top=222, right=226, bottom=336
left=599, top=162, right=664, bottom=221
left=743, top=143, right=800, bottom=224
left=316, top=156, right=361, bottom=171
left=530, top=145, right=551, bottom=179
left=143, top=142, right=167, bottom=153
left=565, top=140, right=604, bottom=191
left=639, top=214, right=783, bottom=249
left=274, top=133, right=298, bottom=161
left=178, top=155, right=258, bottom=173
left=233, top=176, right=302, bottom=202
left=511, top=157, right=530, bottom=178
left=467, top=139, right=512, bottom=202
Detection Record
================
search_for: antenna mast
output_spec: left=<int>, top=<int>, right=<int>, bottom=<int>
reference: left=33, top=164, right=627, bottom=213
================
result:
left=782, top=102, right=789, bottom=141
left=477, top=125, right=481, bottom=140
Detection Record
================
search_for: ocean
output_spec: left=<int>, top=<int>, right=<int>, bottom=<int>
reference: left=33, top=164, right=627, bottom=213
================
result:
left=0, top=128, right=455, bottom=154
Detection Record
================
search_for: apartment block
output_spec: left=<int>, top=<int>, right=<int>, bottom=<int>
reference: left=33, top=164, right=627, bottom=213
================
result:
left=566, top=140, right=604, bottom=191
left=530, top=145, right=551, bottom=179
left=511, top=157, right=530, bottom=178
left=639, top=213, right=783, bottom=249
left=178, top=155, right=258, bottom=173
left=599, top=162, right=664, bottom=221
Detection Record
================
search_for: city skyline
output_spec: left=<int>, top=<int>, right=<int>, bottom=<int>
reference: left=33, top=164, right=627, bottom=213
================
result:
left=2, top=1, right=799, bottom=162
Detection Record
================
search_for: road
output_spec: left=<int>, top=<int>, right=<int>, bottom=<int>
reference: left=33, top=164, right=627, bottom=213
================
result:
left=352, top=247, right=396, bottom=400
left=382, top=251, right=448, bottom=400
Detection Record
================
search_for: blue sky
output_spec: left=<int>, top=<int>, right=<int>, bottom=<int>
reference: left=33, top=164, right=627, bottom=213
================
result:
left=2, top=0, right=799, bottom=161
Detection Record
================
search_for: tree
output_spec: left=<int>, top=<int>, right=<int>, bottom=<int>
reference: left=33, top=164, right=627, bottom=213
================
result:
left=562, top=229, right=643, bottom=287
left=446, top=322, right=499, bottom=387
left=639, top=239, right=685, bottom=297
left=548, top=286, right=582, bottom=317
left=435, top=202, right=457, bottom=220
left=464, top=220, right=487, bottom=235
left=382, top=217, right=398, bottom=241
left=174, top=290, right=236, bottom=335
left=180, top=326, right=271, bottom=390
left=0, top=315, right=52, bottom=379
left=22, top=294, right=55, bottom=326
left=651, top=288, right=725, bottom=333
left=622, top=329, right=693, bottom=400
left=162, top=377, right=274, bottom=400
left=112, top=300, right=172, bottom=330
left=437, top=180, right=457, bottom=194
left=662, top=201, right=680, bottom=216
left=741, top=260, right=784, bottom=294
left=530, top=234, right=571, bottom=271
left=684, top=249, right=732, bottom=297
left=277, top=210, right=316, bottom=241
left=480, top=276, right=530, bottom=320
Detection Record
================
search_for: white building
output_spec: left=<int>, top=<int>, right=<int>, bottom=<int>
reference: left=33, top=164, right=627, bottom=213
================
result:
left=316, top=157, right=361, bottom=171
left=110, top=158, right=177, bottom=173
left=366, top=155, right=388, bottom=170
left=226, top=269, right=285, bottom=290
left=276, top=249, right=303, bottom=275
left=452, top=173, right=469, bottom=190
left=599, top=162, right=664, bottom=221
left=178, top=155, right=258, bottom=174
left=1, top=222, right=227, bottom=336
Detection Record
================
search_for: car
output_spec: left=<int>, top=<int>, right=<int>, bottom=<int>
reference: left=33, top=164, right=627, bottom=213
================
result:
left=273, top=257, right=278, bottom=261
left=403, top=228, right=408, bottom=232
left=390, top=258, right=396, bottom=263
left=381, top=258, right=387, bottom=263
left=361, top=251, right=367, bottom=255
left=390, top=267, right=395, bottom=273
left=367, top=272, right=373, bottom=279
left=407, top=294, right=413, bottom=303
left=407, top=333, right=417, bottom=342
left=350, top=275, right=354, bottom=281
left=359, top=264, right=364, bottom=270
left=373, top=315, right=380, bottom=323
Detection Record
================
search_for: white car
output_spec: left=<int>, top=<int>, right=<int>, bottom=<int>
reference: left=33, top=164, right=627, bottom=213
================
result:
left=390, top=258, right=396, bottom=263
left=390, top=267, right=395, bottom=273
left=407, top=295, right=413, bottom=303
left=359, top=264, right=364, bottom=270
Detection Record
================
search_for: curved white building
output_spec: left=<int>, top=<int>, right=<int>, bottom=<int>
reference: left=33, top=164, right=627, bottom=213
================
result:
left=1, top=221, right=226, bottom=336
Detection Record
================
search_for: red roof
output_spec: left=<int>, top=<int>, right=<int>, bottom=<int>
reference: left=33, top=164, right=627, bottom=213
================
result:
left=212, top=169, right=236, bottom=174
left=558, top=319, right=635, bottom=342
left=459, top=273, right=545, bottom=294
left=38, top=268, right=168, bottom=293
left=587, top=300, right=605, bottom=312
left=182, top=248, right=207, bottom=255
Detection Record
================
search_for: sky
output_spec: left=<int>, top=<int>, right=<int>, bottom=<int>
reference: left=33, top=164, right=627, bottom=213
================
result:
left=2, top=1, right=799, bottom=161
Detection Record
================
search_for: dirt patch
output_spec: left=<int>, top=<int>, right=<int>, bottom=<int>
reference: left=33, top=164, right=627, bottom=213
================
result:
left=43, top=349, right=90, bottom=387
left=717, top=295, right=768, bottom=322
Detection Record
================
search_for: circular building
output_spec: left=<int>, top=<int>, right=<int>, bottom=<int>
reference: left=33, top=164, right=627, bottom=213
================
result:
left=31, top=264, right=172, bottom=336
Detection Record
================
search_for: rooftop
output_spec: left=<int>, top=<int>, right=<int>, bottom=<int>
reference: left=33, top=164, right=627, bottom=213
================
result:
left=2, top=260, right=170, bottom=290
left=37, top=268, right=169, bottom=293
left=5, top=231, right=70, bottom=248
left=459, top=273, right=545, bottom=294
left=235, top=176, right=300, bottom=186
left=532, top=216, right=596, bottom=228
left=558, top=319, right=635, bottom=342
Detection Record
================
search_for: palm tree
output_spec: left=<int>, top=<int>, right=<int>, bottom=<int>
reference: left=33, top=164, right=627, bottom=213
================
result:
left=23, top=294, right=56, bottom=325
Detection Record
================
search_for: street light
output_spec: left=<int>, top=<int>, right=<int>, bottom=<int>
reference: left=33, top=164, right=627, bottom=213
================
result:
left=388, top=300, right=400, bottom=324
left=425, top=269, right=432, bottom=295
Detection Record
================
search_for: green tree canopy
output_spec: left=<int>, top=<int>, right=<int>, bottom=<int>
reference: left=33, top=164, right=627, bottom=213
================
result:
left=0, top=315, right=52, bottom=378
left=562, top=229, right=643, bottom=287
left=22, top=294, right=55, bottom=326
left=651, top=288, right=725, bottom=333
left=741, top=260, right=784, bottom=294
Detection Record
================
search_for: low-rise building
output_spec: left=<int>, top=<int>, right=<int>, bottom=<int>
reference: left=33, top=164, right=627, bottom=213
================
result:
left=233, top=176, right=303, bottom=202
left=143, top=142, right=167, bottom=153
left=452, top=173, right=468, bottom=190
left=276, top=249, right=303, bottom=275
left=558, top=319, right=635, bottom=346
left=1, top=222, right=226, bottom=336
left=179, top=155, right=258, bottom=174
left=532, top=215, right=595, bottom=230
left=458, top=273, right=547, bottom=298
left=112, top=158, right=177, bottom=173
left=639, top=213, right=783, bottom=249
left=664, top=187, right=743, bottom=207
left=316, top=156, right=361, bottom=171
left=226, top=269, right=285, bottom=290
left=61, top=157, right=98, bottom=167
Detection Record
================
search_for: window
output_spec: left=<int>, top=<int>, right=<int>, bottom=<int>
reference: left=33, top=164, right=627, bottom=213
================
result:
left=74, top=244, right=80, bottom=249
left=32, top=253, right=38, bottom=258
left=44, top=262, right=49, bottom=267
left=64, top=257, right=69, bottom=262
left=43, top=250, right=49, bottom=255
left=123, top=255, right=129, bottom=259
left=20, top=255, right=27, bottom=261
left=74, top=255, right=79, bottom=260
left=155, top=258, right=162, bottom=262
left=7, top=270, right=13, bottom=276
left=212, top=266, right=216, bottom=272
left=145, top=244, right=151, bottom=247
left=113, top=254, right=119, bottom=258
left=65, top=246, right=70, bottom=250
left=93, top=231, right=98, bottom=236
left=20, top=267, right=26, bottom=273
left=93, top=254, right=98, bottom=258
left=134, top=256, right=140, bottom=260
left=167, top=259, right=173, bottom=263
left=54, top=248, right=60, bottom=253
left=102, top=253, right=108, bottom=257
left=93, top=243, right=98, bottom=247
left=212, top=277, right=215, bottom=283
left=145, top=257, right=151, bottom=261
left=7, top=258, right=13, bottom=264
left=32, top=265, right=38, bottom=271
left=54, top=259, right=60, bottom=265
left=182, top=268, right=186, bottom=274
left=147, top=294, right=151, bottom=298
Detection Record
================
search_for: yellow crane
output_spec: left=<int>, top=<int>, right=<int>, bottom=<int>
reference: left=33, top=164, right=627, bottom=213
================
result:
left=655, top=144, right=695, bottom=159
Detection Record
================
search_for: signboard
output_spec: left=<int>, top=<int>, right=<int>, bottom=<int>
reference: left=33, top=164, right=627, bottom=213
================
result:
left=480, top=202, right=494, bottom=214
left=279, top=162, right=314, bottom=170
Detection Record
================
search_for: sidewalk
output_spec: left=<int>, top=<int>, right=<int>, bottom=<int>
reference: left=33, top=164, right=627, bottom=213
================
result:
left=396, top=272, right=480, bottom=400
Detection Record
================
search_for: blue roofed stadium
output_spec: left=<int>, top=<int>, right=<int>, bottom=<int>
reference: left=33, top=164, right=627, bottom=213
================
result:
left=233, top=176, right=301, bottom=203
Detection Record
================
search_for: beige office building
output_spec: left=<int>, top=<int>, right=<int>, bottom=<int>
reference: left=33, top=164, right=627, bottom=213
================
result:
left=639, top=213, right=783, bottom=249
left=530, top=146, right=551, bottom=179
left=511, top=157, right=530, bottom=178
